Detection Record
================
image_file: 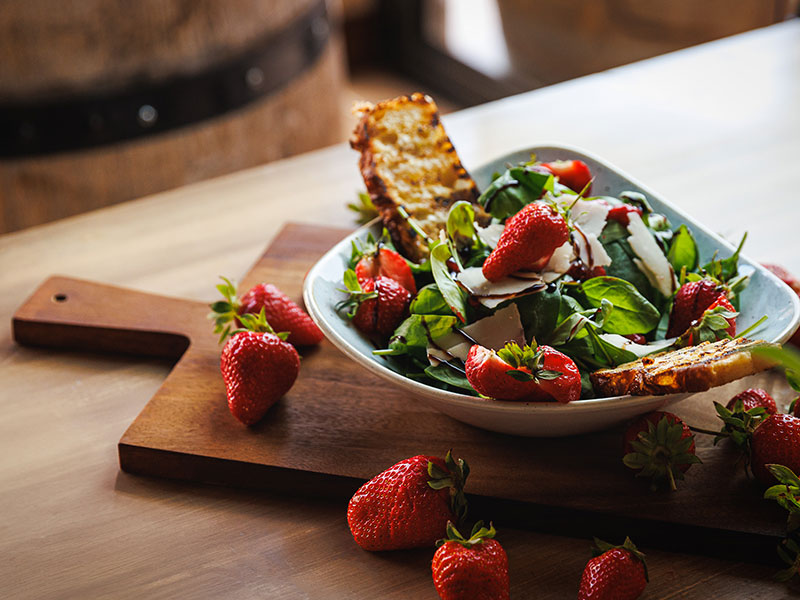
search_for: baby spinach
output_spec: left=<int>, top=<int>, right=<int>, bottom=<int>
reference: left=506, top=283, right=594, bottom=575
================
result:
left=376, top=314, right=459, bottom=362
left=477, top=167, right=553, bottom=221
left=667, top=224, right=698, bottom=274
left=430, top=241, right=469, bottom=323
left=580, top=276, right=660, bottom=334
left=410, top=284, right=454, bottom=316
left=424, top=364, right=477, bottom=392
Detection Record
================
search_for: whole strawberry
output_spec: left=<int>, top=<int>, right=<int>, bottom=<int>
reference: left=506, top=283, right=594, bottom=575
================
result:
left=482, top=201, right=569, bottom=282
left=622, top=411, right=700, bottom=491
left=540, top=159, right=592, bottom=194
left=340, top=271, right=411, bottom=337
left=666, top=278, right=729, bottom=338
left=726, top=388, right=777, bottom=416
left=578, top=537, right=648, bottom=600
left=465, top=341, right=581, bottom=402
left=347, top=450, right=469, bottom=551
left=211, top=277, right=323, bottom=347
left=431, top=522, right=509, bottom=600
left=751, top=414, right=800, bottom=483
left=219, top=310, right=300, bottom=425
left=354, top=245, right=417, bottom=294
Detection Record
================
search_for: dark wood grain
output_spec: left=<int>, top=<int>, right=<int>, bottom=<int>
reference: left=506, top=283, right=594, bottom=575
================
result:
left=11, top=222, right=790, bottom=564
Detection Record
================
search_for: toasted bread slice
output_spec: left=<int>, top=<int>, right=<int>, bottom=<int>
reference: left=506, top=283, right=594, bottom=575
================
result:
left=590, top=338, right=779, bottom=397
left=350, top=93, right=488, bottom=262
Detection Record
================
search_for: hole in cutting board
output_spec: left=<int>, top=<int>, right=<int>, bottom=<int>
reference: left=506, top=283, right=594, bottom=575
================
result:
left=52, top=293, right=68, bottom=302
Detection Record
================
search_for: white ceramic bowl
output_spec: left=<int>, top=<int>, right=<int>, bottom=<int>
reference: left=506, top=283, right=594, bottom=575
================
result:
left=303, top=145, right=800, bottom=436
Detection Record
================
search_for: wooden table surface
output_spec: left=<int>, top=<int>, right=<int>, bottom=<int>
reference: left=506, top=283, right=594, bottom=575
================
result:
left=3, top=20, right=800, bottom=599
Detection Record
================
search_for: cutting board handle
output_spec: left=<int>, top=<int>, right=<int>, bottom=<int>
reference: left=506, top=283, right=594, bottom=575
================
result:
left=12, top=276, right=211, bottom=359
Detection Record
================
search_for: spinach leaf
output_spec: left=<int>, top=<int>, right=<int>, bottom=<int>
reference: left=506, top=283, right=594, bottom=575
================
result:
left=702, top=232, right=747, bottom=283
left=424, top=364, right=477, bottom=392
left=513, top=287, right=562, bottom=344
left=602, top=234, right=658, bottom=304
left=477, top=167, right=553, bottom=221
left=430, top=241, right=468, bottom=323
left=580, top=276, right=660, bottom=334
left=410, top=284, right=454, bottom=316
left=376, top=314, right=458, bottom=361
left=667, top=224, right=698, bottom=274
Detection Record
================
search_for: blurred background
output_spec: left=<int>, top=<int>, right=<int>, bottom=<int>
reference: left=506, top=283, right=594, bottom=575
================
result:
left=1, top=0, right=797, bottom=234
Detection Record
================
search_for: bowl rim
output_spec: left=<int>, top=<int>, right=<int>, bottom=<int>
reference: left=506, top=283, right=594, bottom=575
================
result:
left=302, top=143, right=800, bottom=415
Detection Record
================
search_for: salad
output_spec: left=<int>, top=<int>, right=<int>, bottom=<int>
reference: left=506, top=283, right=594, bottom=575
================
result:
left=337, top=157, right=759, bottom=401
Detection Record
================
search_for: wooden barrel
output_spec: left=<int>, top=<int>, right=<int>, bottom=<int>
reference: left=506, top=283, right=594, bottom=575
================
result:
left=0, top=0, right=345, bottom=233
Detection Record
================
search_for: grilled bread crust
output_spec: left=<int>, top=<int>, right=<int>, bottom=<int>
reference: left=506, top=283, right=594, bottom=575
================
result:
left=590, top=338, right=779, bottom=397
left=350, top=93, right=488, bottom=262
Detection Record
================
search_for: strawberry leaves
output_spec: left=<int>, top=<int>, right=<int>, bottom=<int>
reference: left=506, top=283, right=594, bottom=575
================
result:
left=437, top=520, right=497, bottom=548
left=428, top=450, right=470, bottom=525
left=498, top=341, right=563, bottom=382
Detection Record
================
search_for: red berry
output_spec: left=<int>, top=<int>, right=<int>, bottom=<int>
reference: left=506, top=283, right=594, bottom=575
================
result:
left=606, top=204, right=643, bottom=226
left=431, top=523, right=509, bottom=600
left=726, top=388, right=777, bottom=416
left=578, top=538, right=647, bottom=600
left=540, top=159, right=592, bottom=194
left=751, top=413, right=800, bottom=484
left=351, top=276, right=411, bottom=336
left=347, top=452, right=468, bottom=551
left=465, top=342, right=581, bottom=402
left=622, top=412, right=698, bottom=490
left=482, top=201, right=569, bottom=282
left=220, top=331, right=300, bottom=425
left=667, top=279, right=728, bottom=338
left=706, top=295, right=736, bottom=337
left=238, top=283, right=324, bottom=346
left=354, top=247, right=417, bottom=294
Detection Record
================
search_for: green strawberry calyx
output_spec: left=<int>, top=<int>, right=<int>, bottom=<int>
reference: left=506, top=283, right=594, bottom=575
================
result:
left=234, top=308, right=290, bottom=342
left=674, top=304, right=738, bottom=349
left=592, top=537, right=649, bottom=582
left=436, top=520, right=497, bottom=549
left=427, top=449, right=470, bottom=526
left=708, top=399, right=770, bottom=477
left=497, top=341, right=562, bottom=383
left=209, top=277, right=289, bottom=343
left=209, top=276, right=245, bottom=343
left=335, top=269, right=378, bottom=319
left=622, top=414, right=701, bottom=492
left=764, top=464, right=800, bottom=583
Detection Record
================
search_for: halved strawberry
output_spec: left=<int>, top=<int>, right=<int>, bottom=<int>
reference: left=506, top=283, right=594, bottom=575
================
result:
left=353, top=244, right=416, bottom=294
left=465, top=341, right=581, bottom=402
left=540, top=159, right=592, bottom=194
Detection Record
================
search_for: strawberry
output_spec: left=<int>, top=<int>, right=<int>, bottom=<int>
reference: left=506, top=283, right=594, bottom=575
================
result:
left=622, top=411, right=700, bottom=491
left=540, top=159, right=592, bottom=194
left=481, top=201, right=569, bottom=282
left=347, top=450, right=469, bottom=551
left=211, top=277, right=323, bottom=347
left=345, top=275, right=411, bottom=337
left=726, top=388, right=777, bottom=416
left=763, top=263, right=800, bottom=346
left=465, top=341, right=581, bottom=402
left=606, top=204, right=643, bottom=226
left=219, top=310, right=300, bottom=425
left=706, top=295, right=736, bottom=337
left=431, top=522, right=509, bottom=600
left=578, top=537, right=648, bottom=600
left=354, top=246, right=417, bottom=294
left=751, top=414, right=800, bottom=484
left=666, top=278, right=730, bottom=338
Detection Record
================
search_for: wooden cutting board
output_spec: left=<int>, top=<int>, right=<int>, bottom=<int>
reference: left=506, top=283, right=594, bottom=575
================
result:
left=11, top=222, right=789, bottom=563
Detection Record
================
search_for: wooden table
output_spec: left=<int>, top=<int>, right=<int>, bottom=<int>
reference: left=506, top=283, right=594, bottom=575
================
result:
left=2, top=20, right=800, bottom=599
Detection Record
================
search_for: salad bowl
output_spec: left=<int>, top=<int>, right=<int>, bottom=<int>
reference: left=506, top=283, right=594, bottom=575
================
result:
left=303, top=145, right=800, bottom=436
